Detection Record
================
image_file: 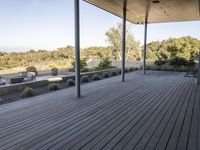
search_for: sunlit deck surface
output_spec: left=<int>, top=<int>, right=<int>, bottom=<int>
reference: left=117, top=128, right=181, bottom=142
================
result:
left=0, top=71, right=199, bottom=150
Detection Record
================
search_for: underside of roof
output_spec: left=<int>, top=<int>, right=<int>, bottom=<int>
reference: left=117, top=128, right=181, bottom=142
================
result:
left=84, top=0, right=200, bottom=24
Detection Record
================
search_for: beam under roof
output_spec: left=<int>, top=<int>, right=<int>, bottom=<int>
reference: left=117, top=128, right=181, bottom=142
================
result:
left=84, top=0, right=200, bottom=24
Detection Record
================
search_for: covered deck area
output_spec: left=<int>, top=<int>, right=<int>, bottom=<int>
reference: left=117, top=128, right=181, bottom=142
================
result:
left=0, top=71, right=199, bottom=150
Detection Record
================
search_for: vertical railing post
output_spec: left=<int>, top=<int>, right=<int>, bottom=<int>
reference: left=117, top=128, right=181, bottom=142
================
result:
left=143, top=20, right=148, bottom=75
left=74, top=0, right=80, bottom=97
left=122, top=0, right=126, bottom=82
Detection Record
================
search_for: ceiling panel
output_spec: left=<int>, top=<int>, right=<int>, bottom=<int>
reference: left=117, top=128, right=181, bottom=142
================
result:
left=84, top=0, right=200, bottom=24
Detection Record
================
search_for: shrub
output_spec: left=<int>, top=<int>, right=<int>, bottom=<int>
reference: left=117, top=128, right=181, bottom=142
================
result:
left=67, top=79, right=75, bottom=86
left=134, top=67, right=139, bottom=71
left=94, top=58, right=116, bottom=71
left=80, top=68, right=90, bottom=72
left=51, top=67, right=58, bottom=76
left=145, top=66, right=151, bottom=70
left=81, top=76, right=89, bottom=83
left=118, top=70, right=121, bottom=74
left=21, top=87, right=35, bottom=97
left=68, top=67, right=91, bottom=72
left=94, top=66, right=116, bottom=71
left=129, top=67, right=134, bottom=72
left=154, top=60, right=167, bottom=66
left=92, top=74, right=101, bottom=81
left=98, top=58, right=112, bottom=68
left=169, top=57, right=187, bottom=68
left=48, top=83, right=59, bottom=91
left=26, top=66, right=37, bottom=72
left=71, top=59, right=87, bottom=70
left=185, top=60, right=196, bottom=72
left=68, top=68, right=75, bottom=72
left=103, top=72, right=110, bottom=78
left=111, top=71, right=117, bottom=76
left=125, top=68, right=129, bottom=73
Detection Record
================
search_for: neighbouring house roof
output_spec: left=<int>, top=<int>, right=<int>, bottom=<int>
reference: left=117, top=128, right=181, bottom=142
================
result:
left=84, top=0, right=200, bottom=24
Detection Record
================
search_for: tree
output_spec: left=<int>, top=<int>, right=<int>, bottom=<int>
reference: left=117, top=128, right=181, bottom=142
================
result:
left=166, top=37, right=200, bottom=60
left=81, top=46, right=114, bottom=60
left=147, top=37, right=200, bottom=61
left=105, top=23, right=141, bottom=60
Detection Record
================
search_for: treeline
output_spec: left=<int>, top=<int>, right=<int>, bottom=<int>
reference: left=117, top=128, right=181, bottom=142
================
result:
left=0, top=46, right=74, bottom=69
left=0, top=46, right=140, bottom=70
left=146, top=36, right=200, bottom=61
left=0, top=37, right=200, bottom=72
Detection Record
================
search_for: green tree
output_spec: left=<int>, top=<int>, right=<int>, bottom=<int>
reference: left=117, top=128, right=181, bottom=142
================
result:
left=105, top=23, right=141, bottom=60
left=81, top=46, right=114, bottom=60
left=147, top=37, right=200, bottom=61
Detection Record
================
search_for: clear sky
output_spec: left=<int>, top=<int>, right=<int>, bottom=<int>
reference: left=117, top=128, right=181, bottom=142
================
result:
left=0, top=0, right=200, bottom=52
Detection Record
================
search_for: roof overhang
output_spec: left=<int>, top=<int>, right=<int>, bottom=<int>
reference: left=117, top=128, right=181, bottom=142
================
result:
left=84, top=0, right=200, bottom=24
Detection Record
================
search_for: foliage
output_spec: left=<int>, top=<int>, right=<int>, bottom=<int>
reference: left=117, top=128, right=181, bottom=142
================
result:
left=92, top=74, right=101, bottom=81
left=118, top=70, right=121, bottom=74
left=95, top=66, right=116, bottom=71
left=51, top=67, right=58, bottom=72
left=1, top=31, right=200, bottom=75
left=147, top=37, right=200, bottom=61
left=26, top=66, right=37, bottom=72
left=129, top=67, right=134, bottom=72
left=125, top=68, right=129, bottom=73
left=145, top=65, right=188, bottom=72
left=71, top=59, right=87, bottom=70
left=98, top=58, right=112, bottom=68
left=106, top=23, right=141, bottom=60
left=103, top=72, right=110, bottom=78
left=169, top=57, right=187, bottom=68
left=51, top=67, right=58, bottom=76
left=154, top=60, right=167, bottom=66
left=81, top=46, right=114, bottom=60
left=111, top=71, right=117, bottom=76
left=68, top=67, right=91, bottom=72
left=81, top=76, right=89, bottom=83
left=21, top=87, right=35, bottom=97
left=185, top=60, right=196, bottom=72
left=0, top=46, right=73, bottom=74
left=67, top=79, right=75, bottom=86
left=80, top=68, right=90, bottom=72
left=94, top=58, right=116, bottom=71
left=48, top=83, right=59, bottom=91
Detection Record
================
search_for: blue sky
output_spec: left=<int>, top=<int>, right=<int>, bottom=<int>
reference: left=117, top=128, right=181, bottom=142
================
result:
left=0, top=0, right=200, bottom=52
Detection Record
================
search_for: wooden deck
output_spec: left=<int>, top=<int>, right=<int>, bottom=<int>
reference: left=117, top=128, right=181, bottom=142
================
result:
left=0, top=71, right=199, bottom=150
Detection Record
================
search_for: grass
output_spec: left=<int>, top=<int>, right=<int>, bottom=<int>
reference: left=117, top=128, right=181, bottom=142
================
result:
left=21, top=87, right=35, bottom=97
left=0, top=60, right=72, bottom=75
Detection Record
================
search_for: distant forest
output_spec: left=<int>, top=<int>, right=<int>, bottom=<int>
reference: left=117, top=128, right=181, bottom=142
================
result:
left=0, top=23, right=200, bottom=74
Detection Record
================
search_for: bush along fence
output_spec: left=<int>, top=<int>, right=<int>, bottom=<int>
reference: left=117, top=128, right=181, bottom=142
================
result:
left=152, top=57, right=198, bottom=74
left=0, top=67, right=138, bottom=97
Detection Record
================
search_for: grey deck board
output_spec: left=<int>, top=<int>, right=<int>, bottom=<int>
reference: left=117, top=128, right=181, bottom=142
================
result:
left=66, top=78, right=174, bottom=150
left=0, top=77, right=153, bottom=147
left=187, top=85, right=200, bottom=150
left=55, top=76, right=174, bottom=150
left=154, top=78, right=193, bottom=150
left=164, top=79, right=195, bottom=150
left=122, top=77, right=187, bottom=150
left=175, top=80, right=197, bottom=150
left=100, top=76, right=181, bottom=150
left=25, top=76, right=163, bottom=149
left=133, top=77, right=189, bottom=150
left=0, top=71, right=199, bottom=150
left=143, top=77, right=191, bottom=150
